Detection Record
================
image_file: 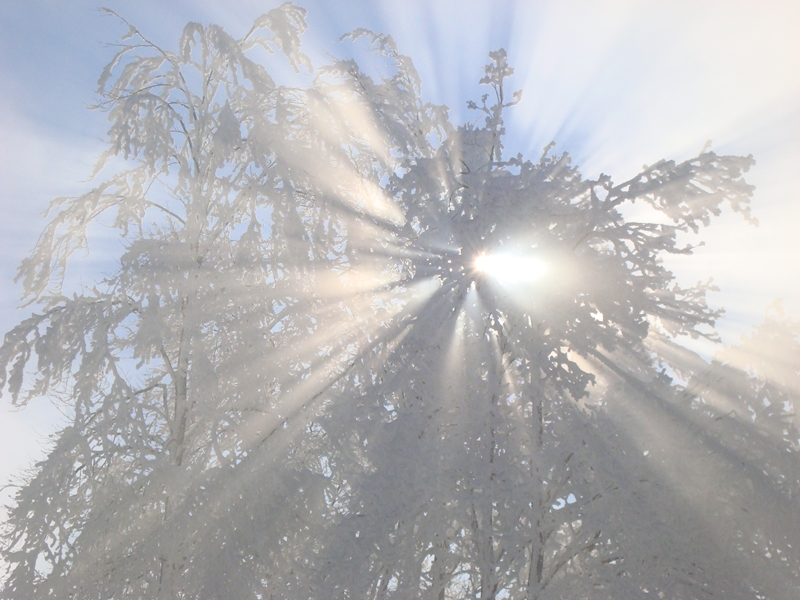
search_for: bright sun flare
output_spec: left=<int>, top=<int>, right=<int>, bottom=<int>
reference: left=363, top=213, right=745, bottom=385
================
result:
left=474, top=253, right=548, bottom=284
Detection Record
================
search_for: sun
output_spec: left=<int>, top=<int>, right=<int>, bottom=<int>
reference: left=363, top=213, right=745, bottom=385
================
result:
left=474, top=252, right=548, bottom=284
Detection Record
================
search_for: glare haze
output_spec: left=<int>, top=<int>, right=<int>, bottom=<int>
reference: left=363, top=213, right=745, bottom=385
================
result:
left=1, top=0, right=798, bottom=563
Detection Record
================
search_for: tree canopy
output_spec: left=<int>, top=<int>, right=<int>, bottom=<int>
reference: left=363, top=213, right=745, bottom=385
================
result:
left=1, top=5, right=798, bottom=599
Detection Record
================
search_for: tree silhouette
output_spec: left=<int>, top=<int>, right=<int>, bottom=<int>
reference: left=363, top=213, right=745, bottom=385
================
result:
left=2, top=5, right=795, bottom=599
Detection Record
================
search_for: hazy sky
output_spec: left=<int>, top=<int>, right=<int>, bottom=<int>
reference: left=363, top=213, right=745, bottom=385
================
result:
left=1, top=0, right=798, bottom=516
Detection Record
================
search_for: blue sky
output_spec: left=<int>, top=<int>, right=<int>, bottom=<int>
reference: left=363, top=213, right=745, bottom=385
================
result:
left=1, top=0, right=799, bottom=516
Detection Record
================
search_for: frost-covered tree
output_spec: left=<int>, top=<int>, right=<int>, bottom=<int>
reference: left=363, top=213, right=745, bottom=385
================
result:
left=2, top=5, right=796, bottom=599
